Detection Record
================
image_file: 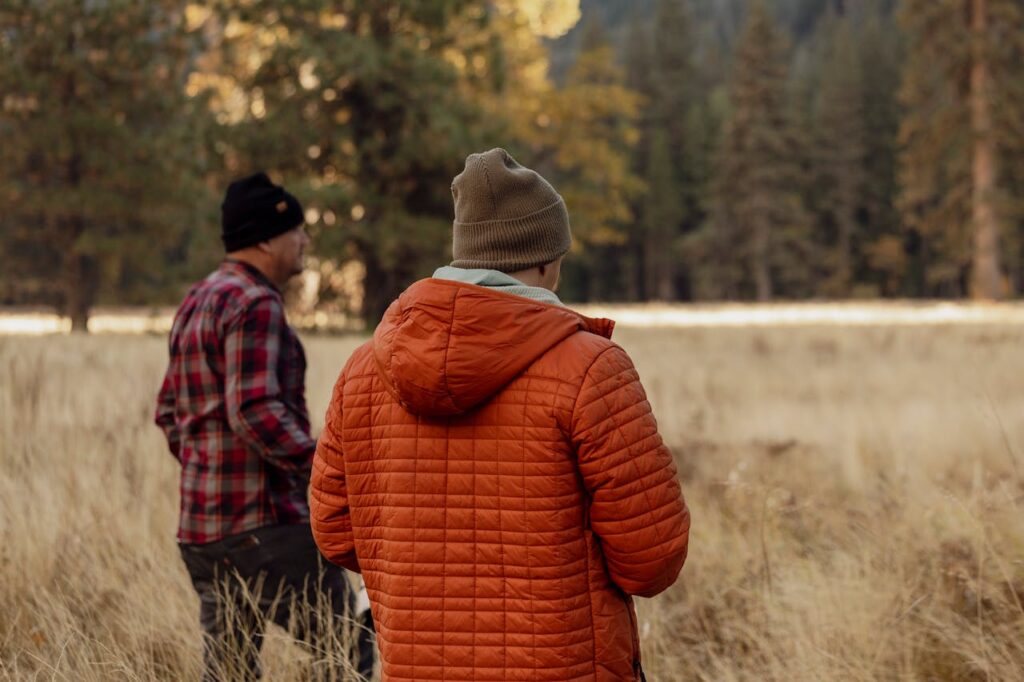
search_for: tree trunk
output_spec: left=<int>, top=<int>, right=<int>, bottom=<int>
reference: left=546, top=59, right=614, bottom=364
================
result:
left=643, top=238, right=674, bottom=301
left=356, top=236, right=421, bottom=329
left=359, top=247, right=395, bottom=330
left=643, top=236, right=657, bottom=300
left=623, top=240, right=642, bottom=301
left=752, top=220, right=773, bottom=301
left=836, top=212, right=852, bottom=295
left=969, top=0, right=1004, bottom=300
left=65, top=252, right=98, bottom=333
left=656, top=262, right=674, bottom=301
left=584, top=264, right=598, bottom=302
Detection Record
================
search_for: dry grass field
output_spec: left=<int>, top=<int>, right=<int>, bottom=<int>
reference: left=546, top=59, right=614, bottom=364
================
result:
left=2, top=322, right=1024, bottom=680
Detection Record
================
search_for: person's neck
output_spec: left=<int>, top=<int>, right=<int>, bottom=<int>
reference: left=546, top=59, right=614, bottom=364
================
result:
left=228, top=252, right=283, bottom=289
left=506, top=266, right=555, bottom=291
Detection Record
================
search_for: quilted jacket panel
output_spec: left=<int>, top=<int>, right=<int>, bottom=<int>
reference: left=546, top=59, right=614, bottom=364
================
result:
left=311, top=279, right=689, bottom=681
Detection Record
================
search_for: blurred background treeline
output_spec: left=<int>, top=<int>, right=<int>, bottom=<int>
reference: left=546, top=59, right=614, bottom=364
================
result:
left=2, top=0, right=1023, bottom=330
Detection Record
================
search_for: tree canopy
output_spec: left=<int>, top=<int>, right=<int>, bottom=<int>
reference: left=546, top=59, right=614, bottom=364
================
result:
left=3, top=0, right=1024, bottom=329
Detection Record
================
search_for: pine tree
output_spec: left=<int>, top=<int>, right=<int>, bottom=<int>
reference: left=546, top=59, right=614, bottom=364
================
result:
left=707, top=0, right=811, bottom=301
left=200, top=1, right=497, bottom=324
left=898, top=0, right=1024, bottom=298
left=813, top=11, right=867, bottom=296
left=858, top=1, right=905, bottom=296
left=524, top=15, right=642, bottom=301
left=0, top=1, right=210, bottom=330
left=968, top=0, right=1002, bottom=298
left=621, top=0, right=708, bottom=301
left=648, top=0, right=698, bottom=300
left=642, top=126, right=685, bottom=300
left=652, top=0, right=693, bottom=165
left=996, top=3, right=1024, bottom=292
left=622, top=11, right=656, bottom=300
left=897, top=1, right=968, bottom=296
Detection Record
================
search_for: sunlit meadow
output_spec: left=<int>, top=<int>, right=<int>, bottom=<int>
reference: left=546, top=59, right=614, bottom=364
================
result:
left=2, top=311, right=1023, bottom=680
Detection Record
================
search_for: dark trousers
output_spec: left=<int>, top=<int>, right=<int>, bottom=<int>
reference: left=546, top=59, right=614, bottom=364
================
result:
left=179, top=523, right=375, bottom=681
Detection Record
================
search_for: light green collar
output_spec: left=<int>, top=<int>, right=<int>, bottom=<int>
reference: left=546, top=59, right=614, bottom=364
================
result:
left=433, top=266, right=564, bottom=307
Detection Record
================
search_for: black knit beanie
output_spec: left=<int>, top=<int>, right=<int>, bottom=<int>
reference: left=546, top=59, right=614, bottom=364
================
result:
left=221, top=172, right=305, bottom=252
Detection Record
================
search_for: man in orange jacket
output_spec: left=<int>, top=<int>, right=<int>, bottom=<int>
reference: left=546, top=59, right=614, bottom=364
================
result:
left=311, top=148, right=690, bottom=681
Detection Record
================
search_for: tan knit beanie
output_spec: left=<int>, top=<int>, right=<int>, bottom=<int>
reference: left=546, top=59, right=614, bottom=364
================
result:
left=450, top=148, right=572, bottom=272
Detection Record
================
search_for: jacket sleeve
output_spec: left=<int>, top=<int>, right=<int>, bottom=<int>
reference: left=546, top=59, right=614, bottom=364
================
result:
left=224, top=295, right=315, bottom=476
left=310, top=371, right=360, bottom=573
left=571, top=345, right=690, bottom=598
left=154, top=370, right=181, bottom=461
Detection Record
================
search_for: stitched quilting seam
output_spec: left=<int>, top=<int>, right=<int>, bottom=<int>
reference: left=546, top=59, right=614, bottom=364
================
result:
left=595, top=377, right=672, bottom=550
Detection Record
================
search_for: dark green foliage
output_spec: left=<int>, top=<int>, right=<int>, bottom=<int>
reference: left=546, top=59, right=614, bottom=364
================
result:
left=704, top=0, right=812, bottom=300
left=784, top=0, right=904, bottom=298
left=642, top=126, right=685, bottom=300
left=0, top=0, right=214, bottom=329
left=204, top=0, right=497, bottom=324
left=896, top=0, right=974, bottom=296
left=648, top=0, right=697, bottom=299
left=5, top=0, right=1024, bottom=317
left=813, top=14, right=866, bottom=296
left=621, top=0, right=710, bottom=301
left=897, top=0, right=1024, bottom=298
left=857, top=4, right=905, bottom=296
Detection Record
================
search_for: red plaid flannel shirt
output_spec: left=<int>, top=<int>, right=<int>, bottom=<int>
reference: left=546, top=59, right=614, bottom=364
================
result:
left=155, top=259, right=315, bottom=544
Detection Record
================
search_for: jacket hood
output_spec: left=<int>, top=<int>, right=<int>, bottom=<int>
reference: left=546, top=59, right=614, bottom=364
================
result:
left=372, top=279, right=614, bottom=417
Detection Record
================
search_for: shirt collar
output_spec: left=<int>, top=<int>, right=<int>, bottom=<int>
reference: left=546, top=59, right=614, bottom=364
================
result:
left=222, top=258, right=280, bottom=293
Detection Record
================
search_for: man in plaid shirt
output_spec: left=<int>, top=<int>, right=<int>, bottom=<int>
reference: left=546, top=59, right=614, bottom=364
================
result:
left=156, top=173, right=374, bottom=681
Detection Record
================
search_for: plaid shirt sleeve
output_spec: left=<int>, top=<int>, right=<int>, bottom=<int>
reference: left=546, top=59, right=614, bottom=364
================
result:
left=155, top=370, right=181, bottom=461
left=224, top=295, right=316, bottom=475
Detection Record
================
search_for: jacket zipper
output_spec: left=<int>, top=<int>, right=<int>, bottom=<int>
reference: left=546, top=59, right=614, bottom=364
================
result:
left=622, top=593, right=643, bottom=680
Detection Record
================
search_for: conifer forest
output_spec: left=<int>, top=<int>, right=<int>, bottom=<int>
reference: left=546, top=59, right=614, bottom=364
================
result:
left=2, top=0, right=1023, bottom=327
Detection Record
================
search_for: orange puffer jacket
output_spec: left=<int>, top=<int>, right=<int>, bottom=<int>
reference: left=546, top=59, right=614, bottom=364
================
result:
left=311, top=278, right=689, bottom=681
